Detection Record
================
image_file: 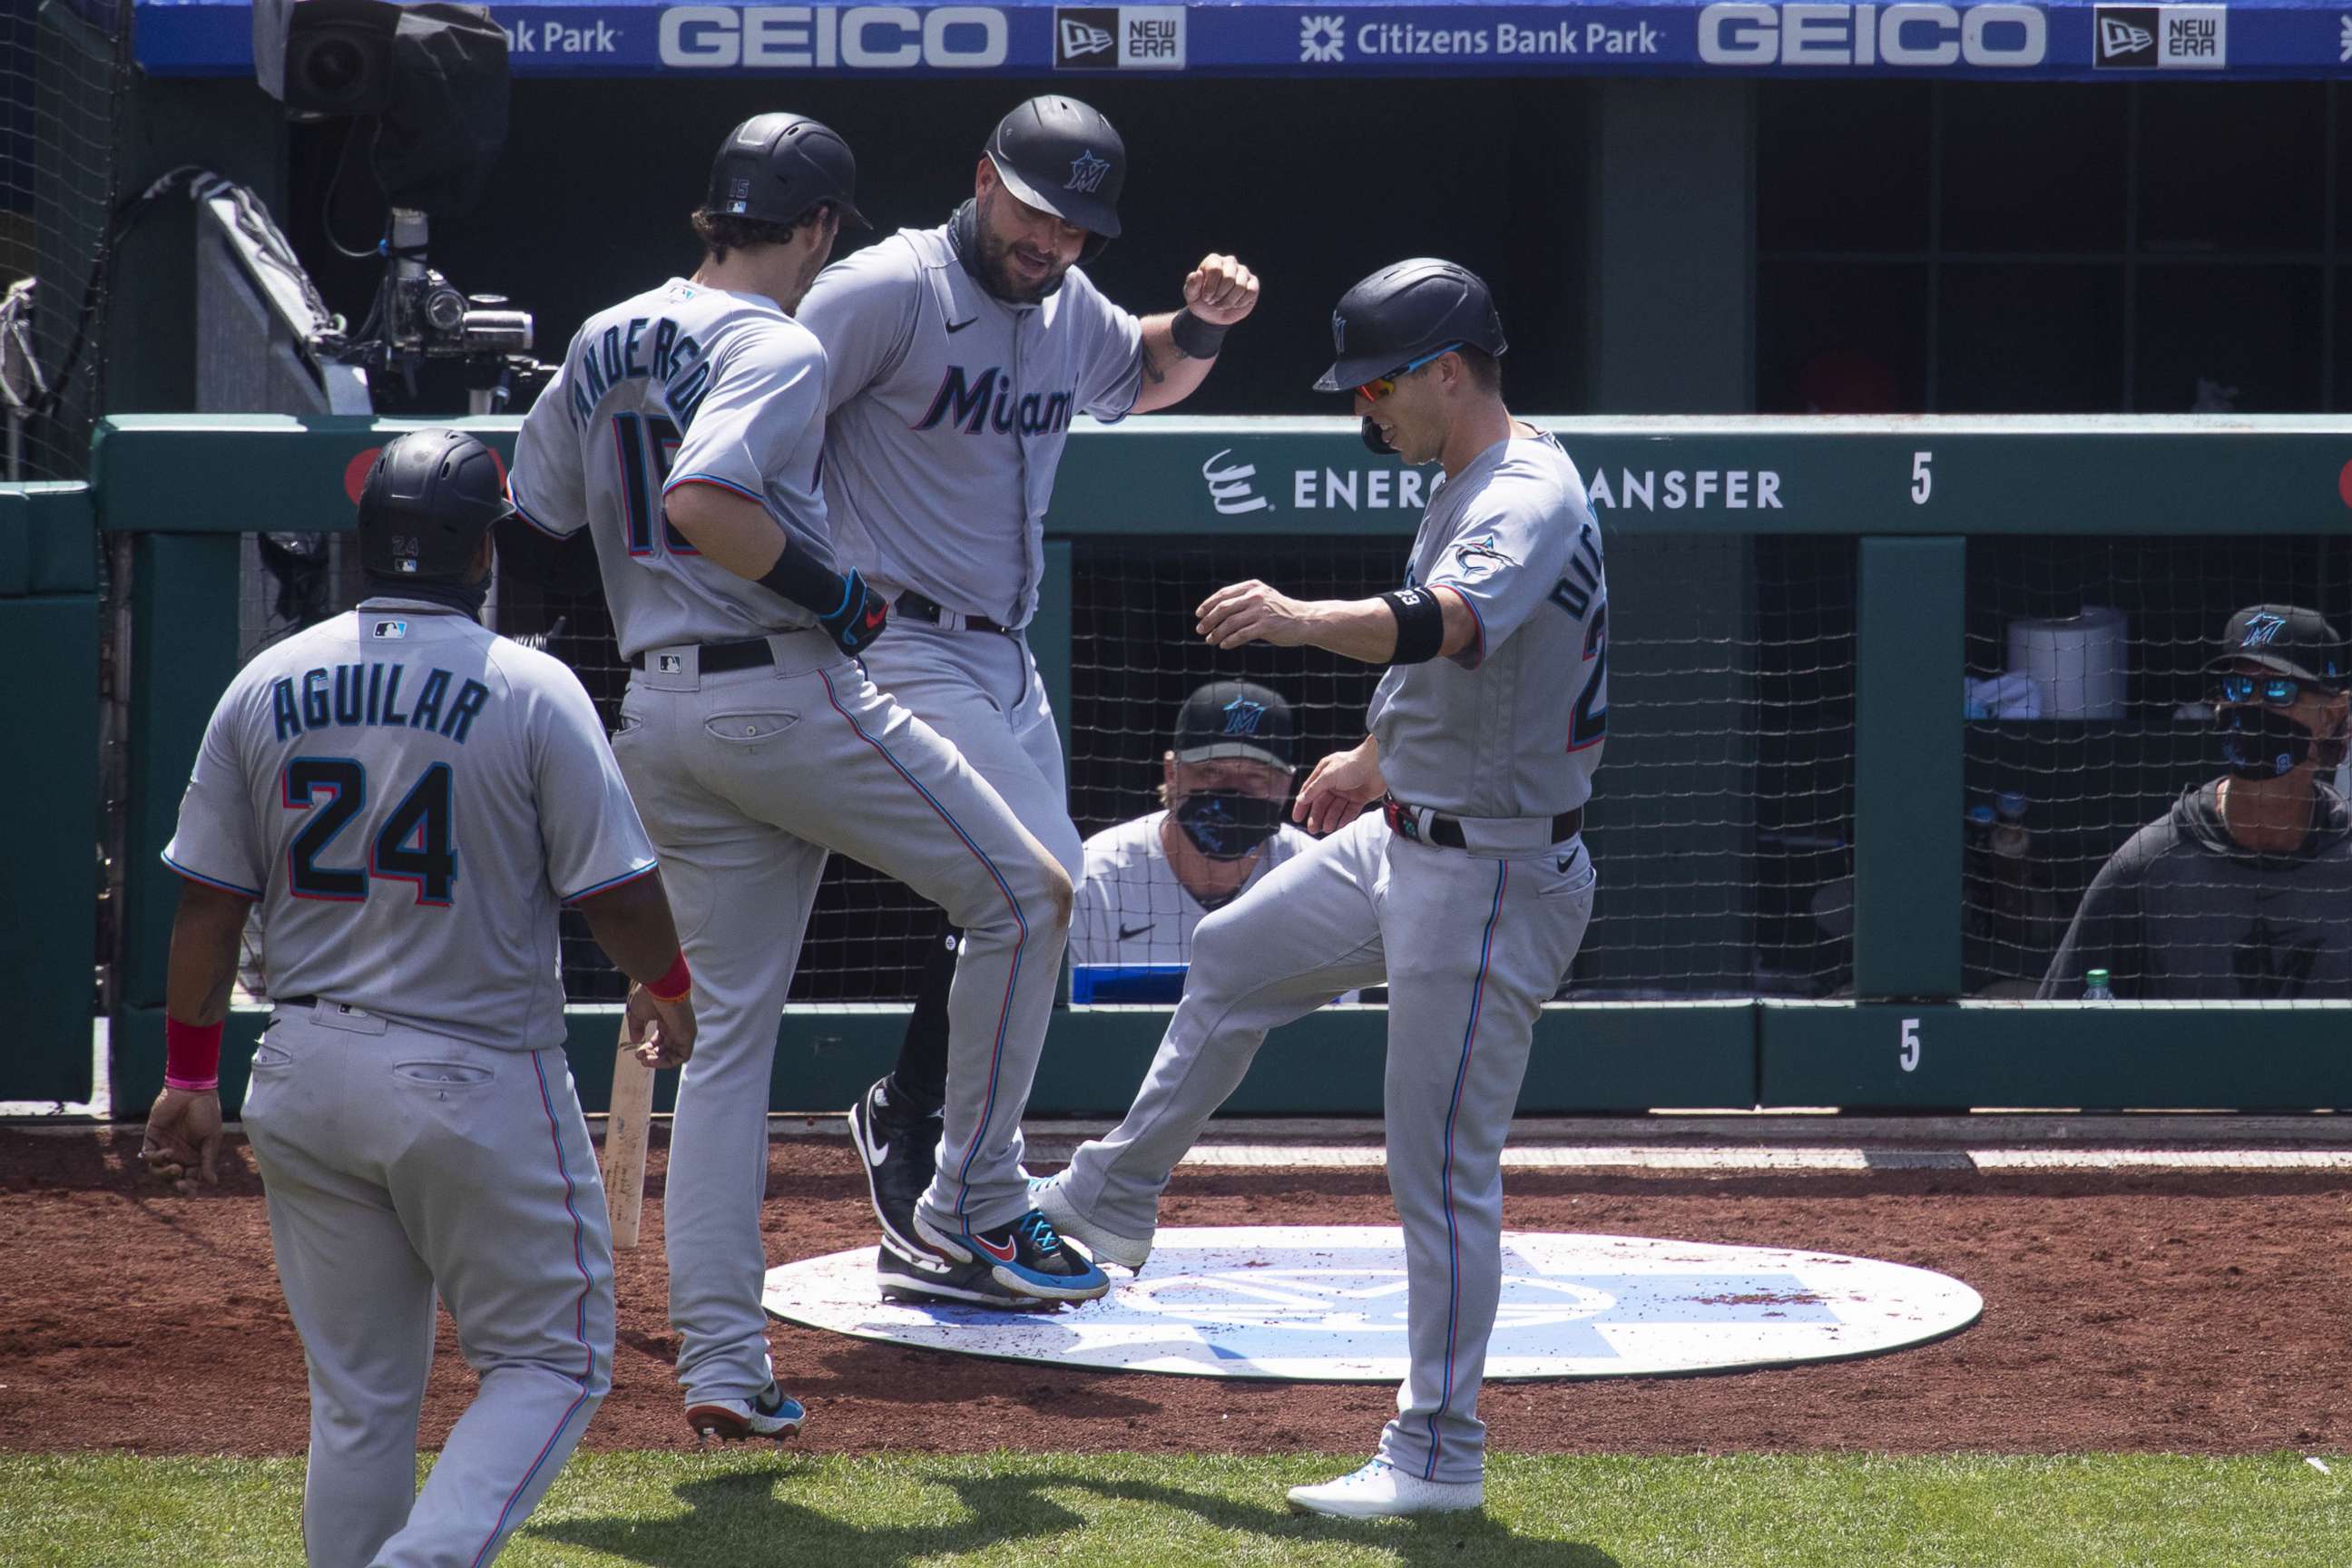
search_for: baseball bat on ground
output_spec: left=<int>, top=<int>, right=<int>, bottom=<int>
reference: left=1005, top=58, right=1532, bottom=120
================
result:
left=603, top=1013, right=656, bottom=1250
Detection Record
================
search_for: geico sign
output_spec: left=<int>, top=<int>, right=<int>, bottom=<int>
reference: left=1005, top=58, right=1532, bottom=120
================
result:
left=660, top=5, right=1009, bottom=67
left=1698, top=3, right=2047, bottom=66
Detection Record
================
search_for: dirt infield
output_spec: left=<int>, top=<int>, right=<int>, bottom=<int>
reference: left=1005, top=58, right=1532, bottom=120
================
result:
left=3, top=1125, right=2346, bottom=1457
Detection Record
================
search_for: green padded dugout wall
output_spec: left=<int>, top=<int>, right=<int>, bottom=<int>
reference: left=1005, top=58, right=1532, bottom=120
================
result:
left=0, top=485, right=100, bottom=1102
left=89, top=415, right=2352, bottom=1116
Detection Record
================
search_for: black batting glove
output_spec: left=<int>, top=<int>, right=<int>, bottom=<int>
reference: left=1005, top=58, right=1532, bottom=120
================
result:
left=819, top=571, right=889, bottom=656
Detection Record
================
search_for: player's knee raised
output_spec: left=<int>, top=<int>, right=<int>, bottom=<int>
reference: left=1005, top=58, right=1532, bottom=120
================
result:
left=1188, top=901, right=1250, bottom=973
left=1040, top=859, right=1074, bottom=929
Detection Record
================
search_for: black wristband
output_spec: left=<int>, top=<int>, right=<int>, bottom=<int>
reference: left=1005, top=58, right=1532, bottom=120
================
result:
left=1170, top=308, right=1230, bottom=360
left=1382, top=586, right=1446, bottom=665
left=756, top=534, right=853, bottom=619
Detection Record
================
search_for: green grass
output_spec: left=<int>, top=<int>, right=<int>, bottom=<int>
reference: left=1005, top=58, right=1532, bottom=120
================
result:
left=4, top=1450, right=2345, bottom=1567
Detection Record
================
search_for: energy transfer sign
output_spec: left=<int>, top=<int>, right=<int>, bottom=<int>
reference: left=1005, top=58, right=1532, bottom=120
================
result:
left=761, top=1225, right=1982, bottom=1379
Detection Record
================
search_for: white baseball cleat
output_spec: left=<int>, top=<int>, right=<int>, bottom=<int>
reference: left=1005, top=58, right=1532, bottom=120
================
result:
left=1029, top=1173, right=1152, bottom=1271
left=684, top=1382, right=806, bottom=1444
left=1286, top=1459, right=1485, bottom=1519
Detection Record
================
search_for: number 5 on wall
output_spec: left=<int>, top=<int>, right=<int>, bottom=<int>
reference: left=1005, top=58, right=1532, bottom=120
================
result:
left=1898, top=1016, right=1922, bottom=1073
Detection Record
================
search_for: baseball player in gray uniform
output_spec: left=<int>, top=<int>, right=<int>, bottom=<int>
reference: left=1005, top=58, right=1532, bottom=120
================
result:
left=1034, top=260, right=1605, bottom=1519
left=137, top=429, right=696, bottom=1568
left=509, top=114, right=1103, bottom=1430
left=795, top=94, right=1260, bottom=1307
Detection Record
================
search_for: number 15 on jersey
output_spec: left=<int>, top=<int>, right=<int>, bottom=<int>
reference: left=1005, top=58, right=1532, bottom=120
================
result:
left=612, top=412, right=699, bottom=558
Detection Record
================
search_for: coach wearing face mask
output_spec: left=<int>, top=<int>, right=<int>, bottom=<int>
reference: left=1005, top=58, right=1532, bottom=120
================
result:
left=2042, top=604, right=2352, bottom=1001
left=1070, top=681, right=1320, bottom=975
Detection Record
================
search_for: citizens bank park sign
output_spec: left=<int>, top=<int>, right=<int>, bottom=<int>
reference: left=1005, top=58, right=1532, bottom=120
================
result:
left=136, top=0, right=2352, bottom=78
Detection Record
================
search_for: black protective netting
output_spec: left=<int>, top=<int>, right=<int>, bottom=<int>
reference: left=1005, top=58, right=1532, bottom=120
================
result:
left=1, top=0, right=132, bottom=481
left=1965, top=534, right=2352, bottom=998
left=498, top=526, right=1857, bottom=1004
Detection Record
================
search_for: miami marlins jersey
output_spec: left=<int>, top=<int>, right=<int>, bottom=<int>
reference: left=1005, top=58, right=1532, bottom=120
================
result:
left=1070, top=812, right=1319, bottom=967
left=795, top=223, right=1144, bottom=629
left=162, top=601, right=659, bottom=1052
left=511, top=279, right=836, bottom=661
left=1368, top=430, right=1607, bottom=818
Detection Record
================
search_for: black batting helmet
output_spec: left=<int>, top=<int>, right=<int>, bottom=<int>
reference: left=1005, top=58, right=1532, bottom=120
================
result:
left=706, top=113, right=868, bottom=231
left=357, top=428, right=512, bottom=583
left=1314, top=259, right=1508, bottom=393
left=985, top=95, right=1123, bottom=258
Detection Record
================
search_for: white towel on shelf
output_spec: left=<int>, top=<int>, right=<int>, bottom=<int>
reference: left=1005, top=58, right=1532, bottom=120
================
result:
left=1964, top=672, right=2043, bottom=720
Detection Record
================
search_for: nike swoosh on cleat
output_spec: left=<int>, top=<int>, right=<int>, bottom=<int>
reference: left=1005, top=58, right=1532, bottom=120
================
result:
left=946, top=317, right=980, bottom=333
left=975, top=1231, right=1018, bottom=1263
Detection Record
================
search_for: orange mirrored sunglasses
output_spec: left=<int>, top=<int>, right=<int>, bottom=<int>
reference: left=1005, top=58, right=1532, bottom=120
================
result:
left=1353, top=342, right=1465, bottom=402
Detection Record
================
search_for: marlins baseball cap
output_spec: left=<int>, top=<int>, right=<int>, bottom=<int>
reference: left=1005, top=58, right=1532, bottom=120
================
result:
left=2205, top=604, right=2348, bottom=691
left=1172, top=681, right=1295, bottom=771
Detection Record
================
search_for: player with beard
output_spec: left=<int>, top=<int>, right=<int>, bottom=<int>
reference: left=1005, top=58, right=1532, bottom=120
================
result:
left=795, top=96, right=1260, bottom=1308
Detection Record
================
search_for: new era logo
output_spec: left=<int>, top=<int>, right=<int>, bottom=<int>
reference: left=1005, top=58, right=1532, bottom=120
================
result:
left=2093, top=4, right=2226, bottom=67
left=1053, top=5, right=1185, bottom=69
left=2099, top=15, right=2151, bottom=55
left=1058, top=15, right=1113, bottom=56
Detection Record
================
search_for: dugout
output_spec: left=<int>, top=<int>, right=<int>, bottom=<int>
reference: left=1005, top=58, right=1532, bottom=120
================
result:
left=4, top=0, right=2349, bottom=1117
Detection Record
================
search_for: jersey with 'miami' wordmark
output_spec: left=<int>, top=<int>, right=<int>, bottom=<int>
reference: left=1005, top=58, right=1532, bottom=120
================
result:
left=796, top=222, right=1143, bottom=629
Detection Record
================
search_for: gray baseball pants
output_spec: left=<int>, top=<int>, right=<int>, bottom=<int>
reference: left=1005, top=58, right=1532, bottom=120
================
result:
left=240, top=1004, right=612, bottom=1568
left=611, top=629, right=1071, bottom=1408
left=1057, top=810, right=1595, bottom=1484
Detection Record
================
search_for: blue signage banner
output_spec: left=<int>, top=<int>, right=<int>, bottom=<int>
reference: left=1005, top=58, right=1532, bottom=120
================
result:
left=135, top=0, right=2352, bottom=79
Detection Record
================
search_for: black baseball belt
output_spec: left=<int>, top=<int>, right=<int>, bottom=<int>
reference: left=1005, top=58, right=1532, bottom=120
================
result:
left=894, top=591, right=1010, bottom=633
left=1382, top=796, right=1583, bottom=851
left=628, top=637, right=775, bottom=673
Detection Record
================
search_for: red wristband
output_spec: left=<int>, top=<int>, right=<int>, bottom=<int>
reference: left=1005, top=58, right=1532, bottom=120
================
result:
left=646, top=951, right=691, bottom=1002
left=163, top=1017, right=224, bottom=1093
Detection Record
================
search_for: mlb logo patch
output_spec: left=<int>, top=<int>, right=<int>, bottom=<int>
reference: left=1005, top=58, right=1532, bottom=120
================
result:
left=657, top=653, right=684, bottom=674
left=372, top=620, right=409, bottom=640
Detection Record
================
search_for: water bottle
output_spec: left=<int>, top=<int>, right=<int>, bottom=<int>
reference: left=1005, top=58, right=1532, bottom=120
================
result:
left=2083, top=968, right=2114, bottom=1002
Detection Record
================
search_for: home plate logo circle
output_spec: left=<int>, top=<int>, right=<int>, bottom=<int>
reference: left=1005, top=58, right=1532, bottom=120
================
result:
left=761, top=1226, right=1981, bottom=1381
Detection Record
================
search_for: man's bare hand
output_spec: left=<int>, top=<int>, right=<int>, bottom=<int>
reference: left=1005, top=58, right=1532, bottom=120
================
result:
left=1181, top=254, right=1259, bottom=328
left=1198, top=580, right=1318, bottom=650
left=1296, top=742, right=1388, bottom=835
left=141, top=1087, right=223, bottom=1192
left=624, top=984, right=696, bottom=1070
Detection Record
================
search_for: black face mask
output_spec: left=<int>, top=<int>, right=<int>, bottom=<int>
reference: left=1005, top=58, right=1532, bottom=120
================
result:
left=2217, top=703, right=2314, bottom=781
left=362, top=572, right=490, bottom=618
left=1172, top=790, right=1285, bottom=861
